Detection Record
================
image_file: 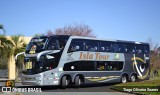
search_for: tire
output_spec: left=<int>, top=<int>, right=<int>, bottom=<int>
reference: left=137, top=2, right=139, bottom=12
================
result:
left=75, top=76, right=82, bottom=87
left=61, top=76, right=69, bottom=88
left=121, top=75, right=127, bottom=83
left=130, top=74, right=137, bottom=82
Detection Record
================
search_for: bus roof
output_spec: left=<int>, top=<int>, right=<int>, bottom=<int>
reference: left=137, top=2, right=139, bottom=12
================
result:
left=69, top=36, right=149, bottom=45
left=33, top=35, right=149, bottom=45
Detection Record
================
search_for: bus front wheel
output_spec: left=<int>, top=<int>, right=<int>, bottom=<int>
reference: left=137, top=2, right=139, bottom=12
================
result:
left=75, top=76, right=82, bottom=87
left=61, top=76, right=69, bottom=88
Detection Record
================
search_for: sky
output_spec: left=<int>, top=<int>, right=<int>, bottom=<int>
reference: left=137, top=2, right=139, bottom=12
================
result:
left=0, top=0, right=160, bottom=46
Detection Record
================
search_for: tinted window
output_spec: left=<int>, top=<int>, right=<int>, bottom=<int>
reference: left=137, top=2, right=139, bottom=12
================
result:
left=63, top=61, right=124, bottom=71
left=68, top=39, right=84, bottom=52
left=100, top=41, right=113, bottom=52
left=63, top=61, right=95, bottom=71
left=84, top=40, right=99, bottom=52
left=112, top=43, right=120, bottom=52
left=47, top=37, right=60, bottom=50
left=96, top=61, right=123, bottom=71
left=118, top=43, right=126, bottom=53
left=26, top=37, right=48, bottom=51
left=143, top=45, right=149, bottom=54
left=100, top=41, right=127, bottom=53
left=135, top=45, right=142, bottom=54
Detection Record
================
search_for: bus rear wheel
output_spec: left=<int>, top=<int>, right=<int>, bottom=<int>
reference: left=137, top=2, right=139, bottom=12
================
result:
left=130, top=74, right=137, bottom=82
left=75, top=76, right=82, bottom=87
left=61, top=76, right=69, bottom=88
left=121, top=75, right=128, bottom=83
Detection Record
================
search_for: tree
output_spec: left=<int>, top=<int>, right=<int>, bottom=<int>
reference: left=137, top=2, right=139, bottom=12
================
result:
left=10, top=35, right=26, bottom=79
left=11, top=35, right=26, bottom=55
left=148, top=38, right=160, bottom=69
left=0, top=34, right=26, bottom=79
left=33, top=33, right=44, bottom=37
left=47, top=24, right=96, bottom=37
left=46, top=30, right=54, bottom=36
left=0, top=35, right=13, bottom=69
left=0, top=24, right=9, bottom=69
left=0, top=24, right=6, bottom=34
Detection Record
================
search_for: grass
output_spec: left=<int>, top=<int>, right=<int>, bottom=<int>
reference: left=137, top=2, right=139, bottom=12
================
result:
left=113, top=72, right=160, bottom=95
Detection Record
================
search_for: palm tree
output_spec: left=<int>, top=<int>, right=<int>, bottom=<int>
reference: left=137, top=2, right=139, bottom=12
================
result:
left=0, top=35, right=13, bottom=67
left=11, top=35, right=26, bottom=55
left=0, top=25, right=26, bottom=79
left=0, top=24, right=7, bottom=66
left=10, top=35, right=26, bottom=79
left=0, top=35, right=26, bottom=79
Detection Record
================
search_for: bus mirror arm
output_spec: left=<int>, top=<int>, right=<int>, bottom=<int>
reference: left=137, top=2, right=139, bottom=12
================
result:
left=37, top=50, right=60, bottom=61
left=15, top=52, right=25, bottom=61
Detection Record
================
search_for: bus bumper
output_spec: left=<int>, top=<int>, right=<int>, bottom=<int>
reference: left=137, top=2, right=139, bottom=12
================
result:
left=21, top=80, right=43, bottom=86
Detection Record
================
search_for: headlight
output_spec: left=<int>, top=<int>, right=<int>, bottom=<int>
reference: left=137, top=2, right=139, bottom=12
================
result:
left=35, top=76, right=41, bottom=80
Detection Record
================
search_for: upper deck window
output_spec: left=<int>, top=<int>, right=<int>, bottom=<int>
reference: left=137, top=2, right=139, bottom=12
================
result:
left=84, top=40, right=99, bottom=52
left=47, top=37, right=60, bottom=50
left=47, top=36, right=69, bottom=50
left=26, top=37, right=48, bottom=52
left=143, top=45, right=149, bottom=54
left=68, top=39, right=99, bottom=52
left=68, top=39, right=84, bottom=52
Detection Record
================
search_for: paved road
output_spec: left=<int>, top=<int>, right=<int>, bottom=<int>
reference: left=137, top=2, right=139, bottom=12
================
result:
left=0, top=83, right=134, bottom=95
left=22, top=92, right=132, bottom=95
left=23, top=83, right=134, bottom=95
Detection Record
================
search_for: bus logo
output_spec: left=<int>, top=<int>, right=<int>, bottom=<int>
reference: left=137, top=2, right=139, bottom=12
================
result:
left=5, top=80, right=15, bottom=87
left=67, top=53, right=74, bottom=61
left=131, top=55, right=149, bottom=80
left=113, top=53, right=120, bottom=60
left=79, top=52, right=109, bottom=60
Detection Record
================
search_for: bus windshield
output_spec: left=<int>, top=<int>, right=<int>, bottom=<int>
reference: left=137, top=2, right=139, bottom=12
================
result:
left=23, top=56, right=58, bottom=74
left=26, top=37, right=48, bottom=53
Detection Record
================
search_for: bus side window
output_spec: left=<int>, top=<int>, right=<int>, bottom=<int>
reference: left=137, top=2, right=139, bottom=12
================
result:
left=122, top=44, right=128, bottom=53
left=135, top=45, right=142, bottom=54
left=68, top=46, right=80, bottom=52
left=101, top=47, right=105, bottom=52
left=100, top=41, right=111, bottom=52
left=85, top=40, right=99, bottom=52
left=47, top=39, right=60, bottom=50
left=119, top=44, right=126, bottom=53
left=68, top=39, right=83, bottom=53
left=110, top=44, right=114, bottom=52
left=143, top=45, right=149, bottom=54
left=113, top=43, right=119, bottom=53
left=126, top=44, right=135, bottom=53
left=97, top=62, right=105, bottom=71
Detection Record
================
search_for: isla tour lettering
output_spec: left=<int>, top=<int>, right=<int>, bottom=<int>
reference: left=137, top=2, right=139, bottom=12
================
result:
left=79, top=52, right=109, bottom=60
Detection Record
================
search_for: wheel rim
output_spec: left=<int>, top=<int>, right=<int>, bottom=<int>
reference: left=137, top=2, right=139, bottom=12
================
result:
left=78, top=79, right=81, bottom=85
left=131, top=75, right=136, bottom=82
left=65, top=79, right=68, bottom=86
left=122, top=76, right=127, bottom=83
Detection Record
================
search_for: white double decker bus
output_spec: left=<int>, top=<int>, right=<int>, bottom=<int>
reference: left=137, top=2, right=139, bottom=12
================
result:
left=21, top=35, right=150, bottom=88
